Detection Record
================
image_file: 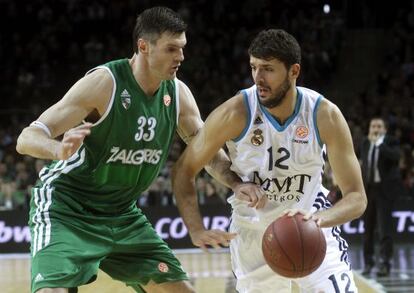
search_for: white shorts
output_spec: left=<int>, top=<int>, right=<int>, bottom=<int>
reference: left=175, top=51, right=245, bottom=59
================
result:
left=229, top=217, right=358, bottom=293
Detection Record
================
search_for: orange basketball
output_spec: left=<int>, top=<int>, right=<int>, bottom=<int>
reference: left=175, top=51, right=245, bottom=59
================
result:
left=262, top=213, right=326, bottom=278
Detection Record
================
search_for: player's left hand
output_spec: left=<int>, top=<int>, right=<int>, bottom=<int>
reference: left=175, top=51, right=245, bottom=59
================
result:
left=281, top=208, right=323, bottom=226
left=233, top=182, right=267, bottom=209
left=190, top=229, right=237, bottom=252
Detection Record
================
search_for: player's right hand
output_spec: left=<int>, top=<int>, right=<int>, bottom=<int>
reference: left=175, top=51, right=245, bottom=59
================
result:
left=280, top=208, right=323, bottom=227
left=190, top=229, right=237, bottom=252
left=233, top=182, right=268, bottom=209
left=57, top=123, right=93, bottom=160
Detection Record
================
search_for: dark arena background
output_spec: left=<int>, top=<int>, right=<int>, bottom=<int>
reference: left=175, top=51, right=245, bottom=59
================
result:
left=1, top=1, right=413, bottom=292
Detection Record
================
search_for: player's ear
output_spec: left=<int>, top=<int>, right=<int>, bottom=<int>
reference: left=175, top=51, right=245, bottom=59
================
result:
left=290, top=64, right=300, bottom=79
left=138, top=39, right=149, bottom=54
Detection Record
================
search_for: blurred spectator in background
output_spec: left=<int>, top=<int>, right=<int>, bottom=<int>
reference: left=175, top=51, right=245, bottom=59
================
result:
left=360, top=117, right=402, bottom=277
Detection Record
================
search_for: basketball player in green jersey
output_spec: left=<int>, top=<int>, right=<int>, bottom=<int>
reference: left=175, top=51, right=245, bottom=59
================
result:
left=16, top=6, right=245, bottom=293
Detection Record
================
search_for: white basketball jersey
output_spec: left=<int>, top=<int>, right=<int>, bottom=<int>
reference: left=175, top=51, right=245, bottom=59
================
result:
left=227, top=85, right=328, bottom=225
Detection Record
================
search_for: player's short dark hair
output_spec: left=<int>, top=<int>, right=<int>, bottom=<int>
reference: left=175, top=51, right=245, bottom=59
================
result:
left=248, top=29, right=301, bottom=69
left=133, top=6, right=187, bottom=52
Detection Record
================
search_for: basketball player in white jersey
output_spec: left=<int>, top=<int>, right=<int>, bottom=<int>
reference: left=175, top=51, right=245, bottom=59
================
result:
left=172, top=29, right=367, bottom=292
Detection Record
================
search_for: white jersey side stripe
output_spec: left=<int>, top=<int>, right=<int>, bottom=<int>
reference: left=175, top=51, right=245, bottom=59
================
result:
left=31, top=188, right=41, bottom=256
left=43, top=187, right=53, bottom=248
left=31, top=186, right=53, bottom=256
left=312, top=95, right=323, bottom=147
left=174, top=78, right=180, bottom=125
left=35, top=188, right=45, bottom=256
left=40, top=151, right=80, bottom=183
left=43, top=148, right=86, bottom=186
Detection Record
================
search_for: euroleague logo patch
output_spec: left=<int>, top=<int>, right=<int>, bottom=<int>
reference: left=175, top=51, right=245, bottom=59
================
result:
left=295, top=126, right=309, bottom=139
left=158, top=262, right=169, bottom=273
left=293, top=125, right=309, bottom=144
left=163, top=95, right=171, bottom=106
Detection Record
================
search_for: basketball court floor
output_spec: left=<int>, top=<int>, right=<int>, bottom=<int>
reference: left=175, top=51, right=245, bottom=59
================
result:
left=1, top=245, right=412, bottom=292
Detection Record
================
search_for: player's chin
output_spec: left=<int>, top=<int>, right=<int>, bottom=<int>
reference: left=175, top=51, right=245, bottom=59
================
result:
left=165, top=72, right=177, bottom=80
left=258, top=95, right=271, bottom=102
left=169, top=67, right=180, bottom=77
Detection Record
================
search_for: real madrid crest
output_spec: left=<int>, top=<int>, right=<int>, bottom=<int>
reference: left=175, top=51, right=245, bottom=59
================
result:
left=251, top=129, right=264, bottom=146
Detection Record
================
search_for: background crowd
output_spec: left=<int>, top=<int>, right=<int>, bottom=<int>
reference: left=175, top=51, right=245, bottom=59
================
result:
left=0, top=0, right=413, bottom=210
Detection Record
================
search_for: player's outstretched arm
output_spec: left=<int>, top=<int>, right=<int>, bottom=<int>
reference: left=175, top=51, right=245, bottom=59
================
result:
left=173, top=94, right=245, bottom=249
left=16, top=69, right=112, bottom=160
left=314, top=99, right=367, bottom=227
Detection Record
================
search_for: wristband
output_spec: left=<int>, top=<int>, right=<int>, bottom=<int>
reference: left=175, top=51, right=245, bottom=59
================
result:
left=30, top=121, right=52, bottom=138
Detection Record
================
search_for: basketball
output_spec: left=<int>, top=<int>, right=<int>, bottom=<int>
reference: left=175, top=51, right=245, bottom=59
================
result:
left=262, top=213, right=326, bottom=278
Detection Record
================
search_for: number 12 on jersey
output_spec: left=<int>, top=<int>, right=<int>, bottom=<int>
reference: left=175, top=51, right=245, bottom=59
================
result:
left=267, top=147, right=290, bottom=171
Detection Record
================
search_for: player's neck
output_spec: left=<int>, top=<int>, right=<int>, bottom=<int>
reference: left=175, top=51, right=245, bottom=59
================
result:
left=129, top=54, right=162, bottom=96
left=266, top=87, right=298, bottom=125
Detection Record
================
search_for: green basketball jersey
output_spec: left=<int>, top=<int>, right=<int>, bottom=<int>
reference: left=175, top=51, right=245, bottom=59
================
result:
left=37, top=59, right=178, bottom=213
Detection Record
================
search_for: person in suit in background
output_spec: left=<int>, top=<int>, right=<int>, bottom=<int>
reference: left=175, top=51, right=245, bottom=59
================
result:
left=360, top=117, right=401, bottom=277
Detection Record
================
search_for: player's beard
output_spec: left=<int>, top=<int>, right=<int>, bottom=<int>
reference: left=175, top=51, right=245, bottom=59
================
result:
left=258, top=76, right=291, bottom=109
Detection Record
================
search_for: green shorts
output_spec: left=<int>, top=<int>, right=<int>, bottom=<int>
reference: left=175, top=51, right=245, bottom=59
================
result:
left=29, top=189, right=188, bottom=293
